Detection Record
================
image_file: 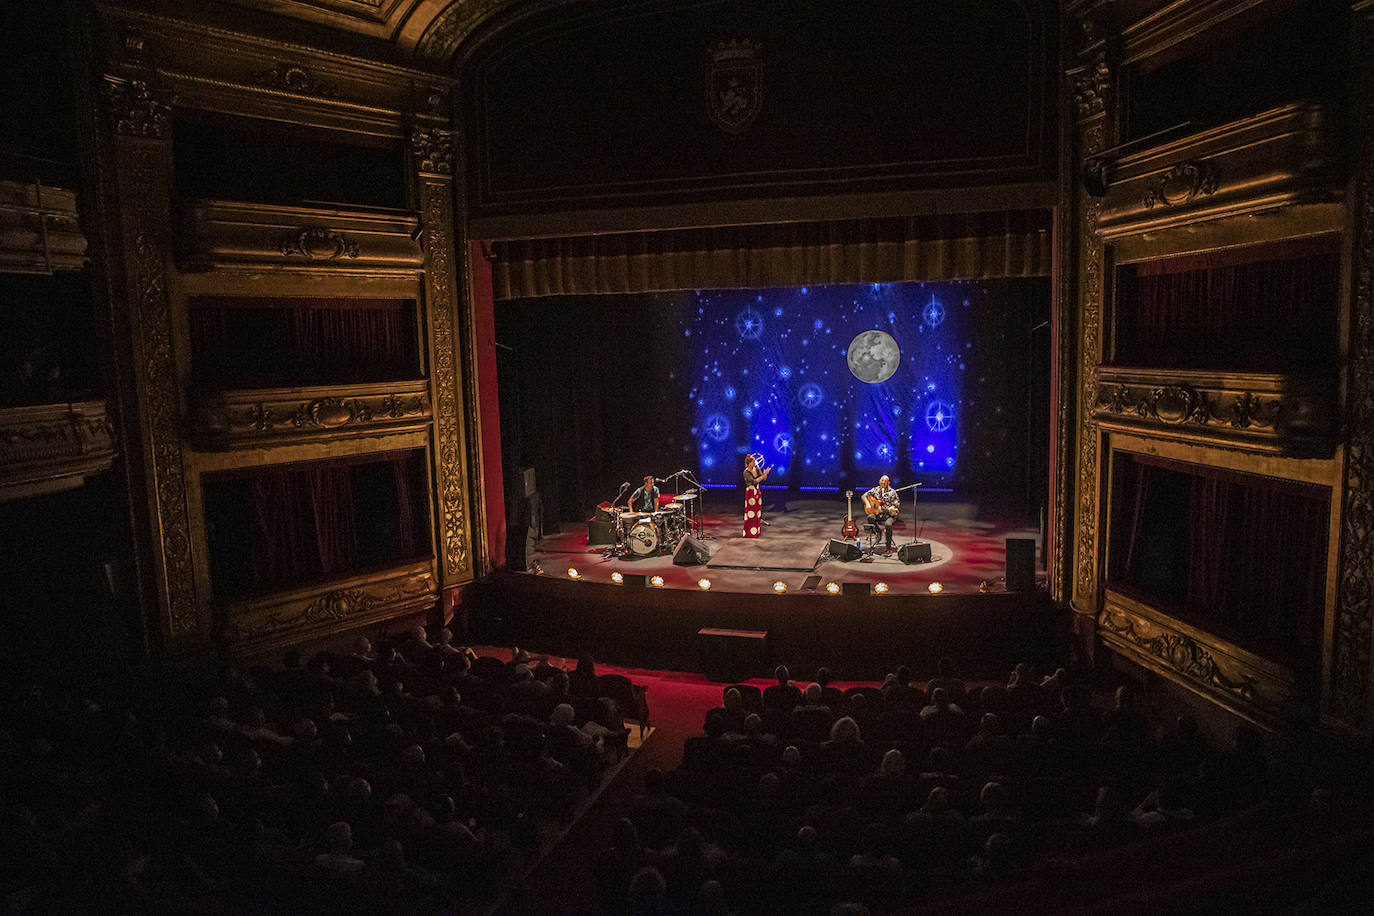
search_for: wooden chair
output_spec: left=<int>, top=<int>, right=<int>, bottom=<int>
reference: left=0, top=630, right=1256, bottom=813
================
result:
left=596, top=673, right=650, bottom=738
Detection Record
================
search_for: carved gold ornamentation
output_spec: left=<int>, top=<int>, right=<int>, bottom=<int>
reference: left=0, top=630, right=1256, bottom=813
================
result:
left=1142, top=161, right=1218, bottom=209
left=410, top=127, right=454, bottom=175
left=102, top=77, right=175, bottom=139
left=0, top=401, right=117, bottom=500
left=123, top=146, right=198, bottom=637
left=225, top=574, right=435, bottom=641
left=420, top=178, right=470, bottom=579
left=417, top=0, right=567, bottom=65
left=0, top=181, right=88, bottom=274
left=1332, top=22, right=1374, bottom=730
left=251, top=64, right=340, bottom=99
left=1075, top=112, right=1106, bottom=607
left=280, top=226, right=360, bottom=260
left=1099, top=607, right=1257, bottom=704
left=291, top=397, right=371, bottom=429
left=192, top=384, right=431, bottom=448
left=1071, top=52, right=1110, bottom=120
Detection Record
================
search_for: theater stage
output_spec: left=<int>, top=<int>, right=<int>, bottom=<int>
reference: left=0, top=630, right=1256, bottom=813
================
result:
left=524, top=497, right=1042, bottom=596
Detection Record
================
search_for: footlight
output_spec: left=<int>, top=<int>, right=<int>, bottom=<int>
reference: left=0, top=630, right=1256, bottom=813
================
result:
left=697, top=578, right=712, bottom=590
left=649, top=575, right=665, bottom=588
left=825, top=582, right=841, bottom=595
left=873, top=582, right=890, bottom=595
left=530, top=562, right=544, bottom=576
left=610, top=572, right=624, bottom=585
left=927, top=581, right=944, bottom=594
left=567, top=567, right=581, bottom=580
left=772, top=581, right=788, bottom=594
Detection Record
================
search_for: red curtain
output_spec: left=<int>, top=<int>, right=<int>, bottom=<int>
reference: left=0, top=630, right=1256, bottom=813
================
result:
left=390, top=453, right=418, bottom=557
left=1118, top=237, right=1339, bottom=370
left=308, top=462, right=358, bottom=577
left=1112, top=454, right=1328, bottom=659
left=250, top=468, right=314, bottom=587
left=187, top=296, right=413, bottom=387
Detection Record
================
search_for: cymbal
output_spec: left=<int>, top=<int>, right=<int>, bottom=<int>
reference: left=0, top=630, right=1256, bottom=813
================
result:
left=677, top=493, right=698, bottom=501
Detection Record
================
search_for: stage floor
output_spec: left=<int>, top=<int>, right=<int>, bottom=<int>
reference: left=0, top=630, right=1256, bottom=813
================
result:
left=527, top=498, right=1043, bottom=595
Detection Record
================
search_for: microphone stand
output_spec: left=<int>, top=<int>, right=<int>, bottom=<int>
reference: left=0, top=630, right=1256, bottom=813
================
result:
left=681, top=469, right=710, bottom=539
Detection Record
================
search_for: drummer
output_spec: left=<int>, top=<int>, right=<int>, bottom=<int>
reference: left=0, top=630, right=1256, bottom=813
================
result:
left=625, top=475, right=660, bottom=514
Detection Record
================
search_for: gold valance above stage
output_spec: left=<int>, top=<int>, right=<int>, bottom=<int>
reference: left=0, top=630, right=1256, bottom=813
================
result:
left=489, top=210, right=1052, bottom=300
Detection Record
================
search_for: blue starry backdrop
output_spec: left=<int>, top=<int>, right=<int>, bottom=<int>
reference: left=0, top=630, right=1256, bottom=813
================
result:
left=690, top=281, right=1003, bottom=490
left=497, top=279, right=1048, bottom=525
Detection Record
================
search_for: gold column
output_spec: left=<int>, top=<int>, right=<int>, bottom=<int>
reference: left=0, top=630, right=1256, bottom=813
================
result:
left=99, top=76, right=200, bottom=643
left=412, top=127, right=476, bottom=587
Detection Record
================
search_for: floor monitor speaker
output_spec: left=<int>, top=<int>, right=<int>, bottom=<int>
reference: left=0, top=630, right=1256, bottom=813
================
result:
left=899, top=542, right=932, bottom=564
left=673, top=534, right=710, bottom=566
left=828, top=539, right=861, bottom=562
left=1006, top=538, right=1036, bottom=591
left=587, top=518, right=617, bottom=546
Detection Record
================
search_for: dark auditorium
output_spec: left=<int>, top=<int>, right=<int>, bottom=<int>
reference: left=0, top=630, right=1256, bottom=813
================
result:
left=4, top=0, right=1374, bottom=912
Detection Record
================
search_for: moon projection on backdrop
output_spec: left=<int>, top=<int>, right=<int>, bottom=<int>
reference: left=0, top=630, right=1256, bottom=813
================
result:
left=846, top=329, right=901, bottom=383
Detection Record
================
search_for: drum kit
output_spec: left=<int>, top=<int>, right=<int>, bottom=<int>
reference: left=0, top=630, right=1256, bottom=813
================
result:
left=610, top=494, right=697, bottom=557
left=603, top=467, right=707, bottom=558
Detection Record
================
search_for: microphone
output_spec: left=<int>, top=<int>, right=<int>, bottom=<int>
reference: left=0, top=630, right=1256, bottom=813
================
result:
left=619, top=481, right=630, bottom=489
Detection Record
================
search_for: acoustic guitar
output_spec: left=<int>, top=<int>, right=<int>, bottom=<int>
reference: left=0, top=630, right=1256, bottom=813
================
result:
left=862, top=489, right=899, bottom=518
left=842, top=490, right=859, bottom=539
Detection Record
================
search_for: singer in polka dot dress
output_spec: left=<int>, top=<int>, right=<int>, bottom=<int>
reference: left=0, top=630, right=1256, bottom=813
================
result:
left=742, top=454, right=770, bottom=538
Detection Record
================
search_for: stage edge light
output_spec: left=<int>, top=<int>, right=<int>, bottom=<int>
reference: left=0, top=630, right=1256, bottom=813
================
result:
left=928, top=582, right=944, bottom=594
left=611, top=572, right=624, bottom=585
left=772, top=581, right=787, bottom=594
left=697, top=578, right=712, bottom=591
left=567, top=568, right=581, bottom=580
left=825, top=582, right=841, bottom=594
left=874, top=582, right=890, bottom=595
left=650, top=576, right=665, bottom=588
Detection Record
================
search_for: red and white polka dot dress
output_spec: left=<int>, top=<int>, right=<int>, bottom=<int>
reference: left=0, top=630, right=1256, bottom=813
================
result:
left=743, top=485, right=762, bottom=538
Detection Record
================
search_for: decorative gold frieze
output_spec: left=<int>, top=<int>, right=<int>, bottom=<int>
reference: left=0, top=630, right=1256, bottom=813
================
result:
left=192, top=381, right=431, bottom=450
left=250, top=63, right=340, bottom=99
left=0, top=401, right=116, bottom=501
left=1070, top=52, right=1110, bottom=121
left=410, top=127, right=454, bottom=175
left=0, top=182, right=88, bottom=274
left=1099, top=590, right=1297, bottom=726
left=1096, top=102, right=1340, bottom=240
left=177, top=201, right=422, bottom=273
left=221, top=563, right=437, bottom=648
left=1093, top=369, right=1335, bottom=456
left=102, top=76, right=175, bottom=139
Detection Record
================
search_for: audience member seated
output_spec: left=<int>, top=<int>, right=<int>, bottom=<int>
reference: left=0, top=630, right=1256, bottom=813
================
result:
left=763, top=665, right=804, bottom=713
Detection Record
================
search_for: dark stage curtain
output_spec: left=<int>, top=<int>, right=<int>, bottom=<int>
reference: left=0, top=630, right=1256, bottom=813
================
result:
left=217, top=450, right=427, bottom=594
left=1115, top=236, right=1339, bottom=371
left=491, top=210, right=1052, bottom=299
left=1109, top=453, right=1328, bottom=664
left=187, top=296, right=414, bottom=388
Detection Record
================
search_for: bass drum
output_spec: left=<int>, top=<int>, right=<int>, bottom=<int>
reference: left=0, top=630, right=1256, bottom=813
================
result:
left=625, top=519, right=660, bottom=556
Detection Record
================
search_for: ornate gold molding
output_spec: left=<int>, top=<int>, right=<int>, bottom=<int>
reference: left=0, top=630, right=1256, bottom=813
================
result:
left=0, top=182, right=88, bottom=274
left=1096, top=102, right=1340, bottom=240
left=1093, top=369, right=1335, bottom=456
left=410, top=127, right=454, bottom=175
left=0, top=401, right=117, bottom=501
left=221, top=564, right=436, bottom=646
left=192, top=381, right=432, bottom=449
left=1099, top=590, right=1298, bottom=726
left=418, top=175, right=471, bottom=583
left=1332, top=19, right=1374, bottom=732
left=250, top=63, right=340, bottom=99
left=102, top=76, right=175, bottom=139
left=177, top=200, right=422, bottom=274
left=1070, top=51, right=1110, bottom=120
left=115, top=142, right=199, bottom=639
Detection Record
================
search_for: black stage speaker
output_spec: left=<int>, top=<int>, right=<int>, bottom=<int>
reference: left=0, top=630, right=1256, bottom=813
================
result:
left=828, top=539, right=861, bottom=562
left=697, top=627, right=768, bottom=682
left=1006, top=538, right=1036, bottom=591
left=587, top=517, right=617, bottom=546
left=673, top=534, right=710, bottom=566
left=899, top=542, right=933, bottom=564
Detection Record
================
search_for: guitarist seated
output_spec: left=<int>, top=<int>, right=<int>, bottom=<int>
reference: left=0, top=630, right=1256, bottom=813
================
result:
left=862, top=475, right=900, bottom=553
